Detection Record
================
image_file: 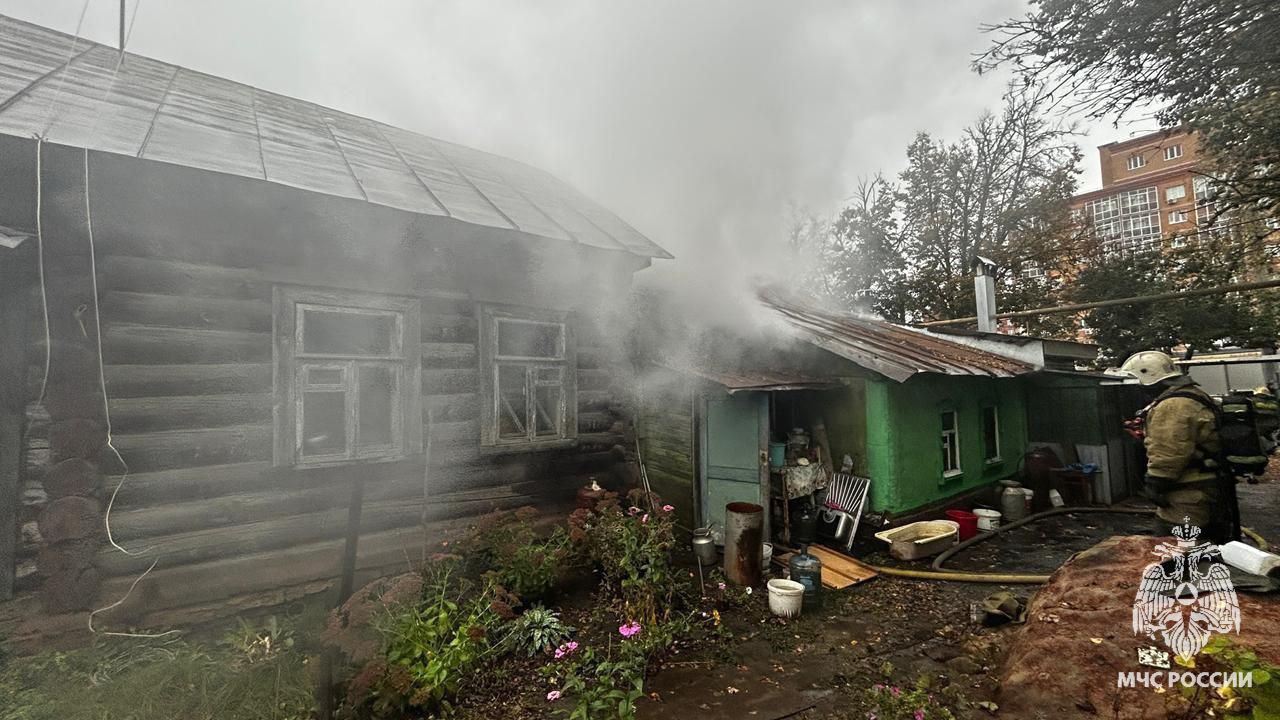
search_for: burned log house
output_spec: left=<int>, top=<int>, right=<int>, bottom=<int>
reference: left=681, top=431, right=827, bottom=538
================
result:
left=0, top=15, right=670, bottom=634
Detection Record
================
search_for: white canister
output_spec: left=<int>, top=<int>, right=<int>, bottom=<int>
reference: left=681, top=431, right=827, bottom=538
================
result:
left=1049, top=489, right=1065, bottom=508
left=974, top=508, right=1002, bottom=531
left=761, top=542, right=774, bottom=568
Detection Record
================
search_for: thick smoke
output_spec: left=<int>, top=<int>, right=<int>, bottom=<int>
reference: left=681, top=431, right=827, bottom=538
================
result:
left=4, top=0, right=1035, bottom=330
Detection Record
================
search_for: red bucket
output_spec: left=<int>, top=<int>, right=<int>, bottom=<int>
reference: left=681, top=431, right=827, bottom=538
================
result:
left=946, top=509, right=978, bottom=541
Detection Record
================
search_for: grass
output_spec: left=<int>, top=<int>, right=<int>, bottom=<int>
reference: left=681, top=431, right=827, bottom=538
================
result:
left=0, top=611, right=320, bottom=720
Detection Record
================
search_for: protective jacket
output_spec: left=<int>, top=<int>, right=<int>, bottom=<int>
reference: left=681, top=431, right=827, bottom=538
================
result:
left=1142, top=378, right=1226, bottom=533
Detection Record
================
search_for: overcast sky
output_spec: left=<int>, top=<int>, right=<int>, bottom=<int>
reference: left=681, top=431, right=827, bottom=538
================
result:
left=0, top=1, right=1158, bottom=314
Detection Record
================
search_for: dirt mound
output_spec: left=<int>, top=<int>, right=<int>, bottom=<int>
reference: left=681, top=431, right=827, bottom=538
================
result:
left=997, top=536, right=1280, bottom=720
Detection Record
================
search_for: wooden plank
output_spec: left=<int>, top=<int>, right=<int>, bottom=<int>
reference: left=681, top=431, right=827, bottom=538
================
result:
left=108, top=393, right=271, bottom=433
left=98, top=255, right=271, bottom=300
left=428, top=419, right=478, bottom=446
left=423, top=393, right=478, bottom=423
left=101, top=291, right=272, bottom=332
left=805, top=545, right=879, bottom=587
left=420, top=342, right=477, bottom=367
left=103, top=324, right=270, bottom=364
left=111, top=461, right=274, bottom=505
left=105, top=363, right=272, bottom=398
left=421, top=312, right=477, bottom=343
left=422, top=368, right=478, bottom=394
left=110, top=424, right=273, bottom=473
left=107, top=484, right=354, bottom=543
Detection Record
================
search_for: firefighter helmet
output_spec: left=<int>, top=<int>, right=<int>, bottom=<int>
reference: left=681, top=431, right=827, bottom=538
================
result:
left=1119, top=351, right=1182, bottom=386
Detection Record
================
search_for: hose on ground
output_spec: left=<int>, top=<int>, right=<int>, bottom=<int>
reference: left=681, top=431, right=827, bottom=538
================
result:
left=861, top=506, right=1269, bottom=584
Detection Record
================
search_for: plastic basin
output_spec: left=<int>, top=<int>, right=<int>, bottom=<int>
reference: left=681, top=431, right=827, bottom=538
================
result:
left=767, top=579, right=804, bottom=618
left=874, top=520, right=960, bottom=561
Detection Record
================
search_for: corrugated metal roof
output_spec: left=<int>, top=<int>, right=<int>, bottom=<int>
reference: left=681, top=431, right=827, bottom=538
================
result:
left=658, top=361, right=841, bottom=393
left=0, top=15, right=671, bottom=259
left=761, top=294, right=1033, bottom=382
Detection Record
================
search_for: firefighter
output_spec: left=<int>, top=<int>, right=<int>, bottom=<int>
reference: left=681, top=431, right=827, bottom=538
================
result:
left=1120, top=350, right=1236, bottom=544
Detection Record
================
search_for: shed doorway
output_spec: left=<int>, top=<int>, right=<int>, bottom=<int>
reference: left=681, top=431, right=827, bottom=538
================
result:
left=699, top=392, right=768, bottom=535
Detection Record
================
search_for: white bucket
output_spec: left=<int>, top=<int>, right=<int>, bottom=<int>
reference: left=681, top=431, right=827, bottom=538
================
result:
left=761, top=542, right=774, bottom=568
left=974, top=508, right=1002, bottom=531
left=767, top=578, right=804, bottom=618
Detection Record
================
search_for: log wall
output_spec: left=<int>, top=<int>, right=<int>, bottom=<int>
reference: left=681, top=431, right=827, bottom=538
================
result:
left=6, top=143, right=645, bottom=632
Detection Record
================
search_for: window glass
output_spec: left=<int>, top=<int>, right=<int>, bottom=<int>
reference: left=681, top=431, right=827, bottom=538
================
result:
left=534, top=385, right=562, bottom=437
left=497, top=320, right=562, bottom=359
left=307, top=367, right=345, bottom=386
left=302, top=391, right=346, bottom=457
left=941, top=410, right=955, bottom=431
left=302, top=308, right=395, bottom=355
left=497, top=364, right=529, bottom=439
left=982, top=407, right=1000, bottom=460
left=357, top=365, right=395, bottom=447
left=1165, top=184, right=1186, bottom=202
left=1164, top=144, right=1183, bottom=160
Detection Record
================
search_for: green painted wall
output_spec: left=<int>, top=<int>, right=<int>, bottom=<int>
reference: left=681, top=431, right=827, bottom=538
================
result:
left=865, top=374, right=1029, bottom=514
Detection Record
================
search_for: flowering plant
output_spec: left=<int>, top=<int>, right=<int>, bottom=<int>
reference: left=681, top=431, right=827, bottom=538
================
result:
left=580, top=490, right=677, bottom=623
left=862, top=683, right=954, bottom=720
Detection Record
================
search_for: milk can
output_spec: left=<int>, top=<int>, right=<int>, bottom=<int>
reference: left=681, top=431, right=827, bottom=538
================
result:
left=999, top=480, right=1028, bottom=523
left=692, top=528, right=718, bottom=567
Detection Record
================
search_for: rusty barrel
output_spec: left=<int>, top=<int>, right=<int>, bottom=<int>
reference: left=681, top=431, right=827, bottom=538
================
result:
left=723, top=502, right=763, bottom=586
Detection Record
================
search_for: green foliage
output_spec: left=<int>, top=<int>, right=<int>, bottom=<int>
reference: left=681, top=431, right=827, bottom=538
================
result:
left=473, top=507, right=574, bottom=603
left=979, top=0, right=1280, bottom=220
left=1186, top=637, right=1280, bottom=717
left=862, top=681, right=955, bottom=720
left=0, top=621, right=314, bottom=720
left=366, top=568, right=502, bottom=714
left=553, top=647, right=646, bottom=720
left=223, top=615, right=296, bottom=664
left=576, top=490, right=678, bottom=623
left=502, top=606, right=575, bottom=658
left=824, top=88, right=1082, bottom=331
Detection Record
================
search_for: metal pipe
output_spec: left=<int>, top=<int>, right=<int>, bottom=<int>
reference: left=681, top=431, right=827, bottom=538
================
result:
left=917, top=278, right=1280, bottom=328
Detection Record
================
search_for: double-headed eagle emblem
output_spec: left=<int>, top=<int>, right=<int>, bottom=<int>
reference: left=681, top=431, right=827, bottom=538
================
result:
left=1132, top=519, right=1241, bottom=660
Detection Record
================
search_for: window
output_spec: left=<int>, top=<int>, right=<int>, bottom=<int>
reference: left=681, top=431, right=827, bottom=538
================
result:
left=1164, top=144, right=1183, bottom=161
left=1165, top=184, right=1187, bottom=203
left=273, top=288, right=421, bottom=466
left=1126, top=154, right=1147, bottom=171
left=940, top=410, right=961, bottom=477
left=1084, top=186, right=1161, bottom=256
left=1020, top=261, right=1044, bottom=279
left=1168, top=210, right=1188, bottom=224
left=981, top=406, right=1000, bottom=463
left=480, top=305, right=576, bottom=447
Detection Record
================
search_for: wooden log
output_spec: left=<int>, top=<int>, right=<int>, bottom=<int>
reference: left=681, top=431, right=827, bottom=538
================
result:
left=96, top=496, right=430, bottom=576
left=420, top=342, right=477, bottom=368
left=108, top=483, right=351, bottom=542
left=43, top=458, right=101, bottom=499
left=423, top=393, right=478, bottom=423
left=577, top=369, right=611, bottom=391
left=421, top=368, right=478, bottom=394
left=421, top=312, right=477, bottom=343
left=428, top=419, right=478, bottom=446
left=105, top=363, right=272, bottom=398
left=37, top=538, right=97, bottom=577
left=111, top=461, right=274, bottom=505
left=102, top=325, right=270, bottom=364
left=48, top=418, right=107, bottom=463
left=39, top=566, right=101, bottom=614
left=101, top=291, right=272, bottom=333
left=107, top=393, right=272, bottom=433
left=98, top=255, right=271, bottom=300
left=110, top=424, right=273, bottom=473
left=37, top=496, right=101, bottom=544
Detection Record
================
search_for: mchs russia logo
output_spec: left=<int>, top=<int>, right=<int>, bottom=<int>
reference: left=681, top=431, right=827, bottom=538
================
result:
left=1133, top=518, right=1241, bottom=660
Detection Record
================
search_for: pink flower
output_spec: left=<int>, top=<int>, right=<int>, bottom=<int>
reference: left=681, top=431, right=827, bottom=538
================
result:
left=662, top=504, right=674, bottom=512
left=566, top=641, right=578, bottom=651
left=554, top=641, right=579, bottom=659
left=546, top=690, right=562, bottom=701
left=628, top=506, right=642, bottom=515
left=618, top=621, right=642, bottom=638
left=717, top=582, right=727, bottom=591
left=914, top=711, right=925, bottom=720
left=641, top=514, right=650, bottom=524
left=890, top=687, right=901, bottom=697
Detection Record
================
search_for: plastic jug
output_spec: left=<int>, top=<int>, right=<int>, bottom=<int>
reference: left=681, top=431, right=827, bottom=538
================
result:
left=999, top=480, right=1028, bottom=523
left=788, top=549, right=822, bottom=610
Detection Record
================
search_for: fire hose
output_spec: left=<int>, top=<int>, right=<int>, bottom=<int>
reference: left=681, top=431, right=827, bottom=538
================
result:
left=864, top=506, right=1269, bottom=584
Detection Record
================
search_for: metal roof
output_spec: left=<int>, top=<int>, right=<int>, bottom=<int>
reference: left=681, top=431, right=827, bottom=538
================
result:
left=0, top=14, right=671, bottom=259
left=658, top=361, right=841, bottom=393
left=761, top=294, right=1033, bottom=382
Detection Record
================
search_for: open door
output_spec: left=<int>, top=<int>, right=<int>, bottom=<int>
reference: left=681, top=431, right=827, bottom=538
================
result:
left=700, top=391, right=769, bottom=539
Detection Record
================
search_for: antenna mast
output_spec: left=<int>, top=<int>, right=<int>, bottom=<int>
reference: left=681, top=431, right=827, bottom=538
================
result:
left=119, top=0, right=125, bottom=54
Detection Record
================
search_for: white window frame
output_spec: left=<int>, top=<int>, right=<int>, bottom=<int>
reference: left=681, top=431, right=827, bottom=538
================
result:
left=1168, top=210, right=1189, bottom=224
left=941, top=410, right=961, bottom=478
left=1127, top=154, right=1147, bottom=171
left=479, top=305, right=577, bottom=449
left=981, top=406, right=1001, bottom=463
left=1165, top=184, right=1187, bottom=204
left=272, top=287, right=422, bottom=467
left=1164, top=144, right=1183, bottom=161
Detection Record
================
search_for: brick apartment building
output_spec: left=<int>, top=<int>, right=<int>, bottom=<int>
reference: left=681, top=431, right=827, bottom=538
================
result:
left=1071, top=128, right=1211, bottom=255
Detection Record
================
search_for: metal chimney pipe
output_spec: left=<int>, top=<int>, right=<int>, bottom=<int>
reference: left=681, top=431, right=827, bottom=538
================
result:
left=972, top=256, right=997, bottom=333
